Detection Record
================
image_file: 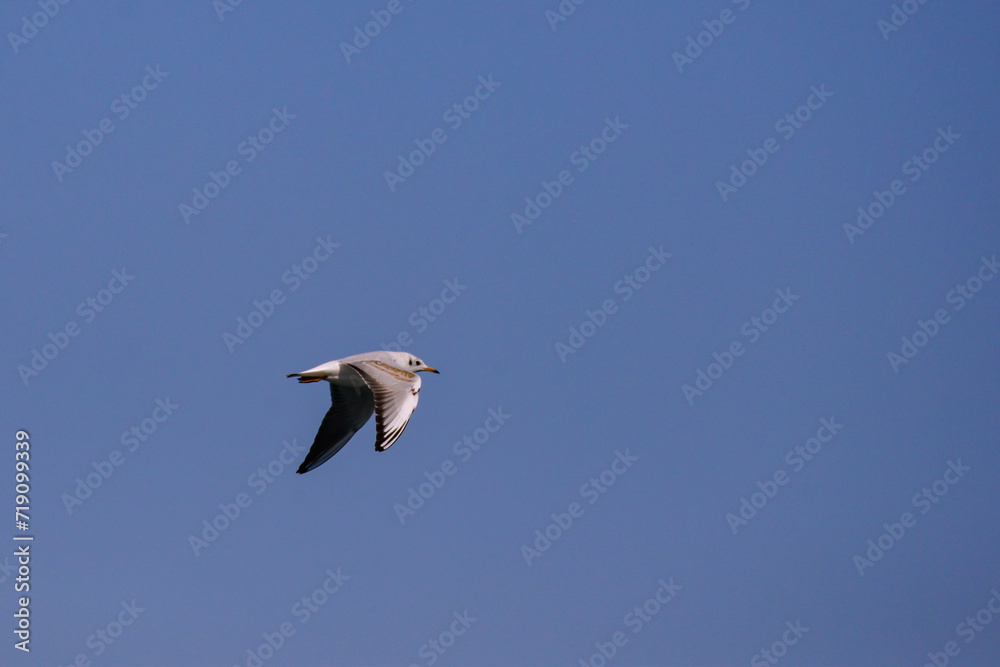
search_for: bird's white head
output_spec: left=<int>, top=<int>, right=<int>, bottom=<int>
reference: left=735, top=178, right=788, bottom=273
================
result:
left=396, top=352, right=439, bottom=374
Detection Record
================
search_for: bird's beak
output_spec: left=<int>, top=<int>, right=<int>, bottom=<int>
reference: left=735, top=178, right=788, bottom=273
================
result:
left=422, top=367, right=440, bottom=374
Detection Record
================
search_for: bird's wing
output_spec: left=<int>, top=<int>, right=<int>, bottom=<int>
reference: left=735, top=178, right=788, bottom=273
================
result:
left=346, top=360, right=422, bottom=452
left=296, top=380, right=375, bottom=473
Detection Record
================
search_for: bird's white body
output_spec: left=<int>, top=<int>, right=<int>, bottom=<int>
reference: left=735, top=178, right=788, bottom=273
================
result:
left=296, top=351, right=427, bottom=383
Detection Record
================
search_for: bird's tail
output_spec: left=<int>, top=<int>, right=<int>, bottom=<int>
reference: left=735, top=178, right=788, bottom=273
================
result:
left=285, top=373, right=322, bottom=384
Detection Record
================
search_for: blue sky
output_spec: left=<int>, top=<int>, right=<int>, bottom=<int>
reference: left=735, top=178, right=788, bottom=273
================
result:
left=3, top=1, right=999, bottom=665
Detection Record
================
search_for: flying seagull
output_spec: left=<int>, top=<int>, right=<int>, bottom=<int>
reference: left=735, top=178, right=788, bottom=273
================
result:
left=286, top=351, right=439, bottom=473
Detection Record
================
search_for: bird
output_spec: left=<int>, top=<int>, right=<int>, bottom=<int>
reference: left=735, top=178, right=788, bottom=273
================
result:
left=286, top=351, right=439, bottom=473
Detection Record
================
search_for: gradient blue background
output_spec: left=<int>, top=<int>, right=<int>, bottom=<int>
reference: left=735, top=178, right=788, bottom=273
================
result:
left=2, top=1, right=999, bottom=665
